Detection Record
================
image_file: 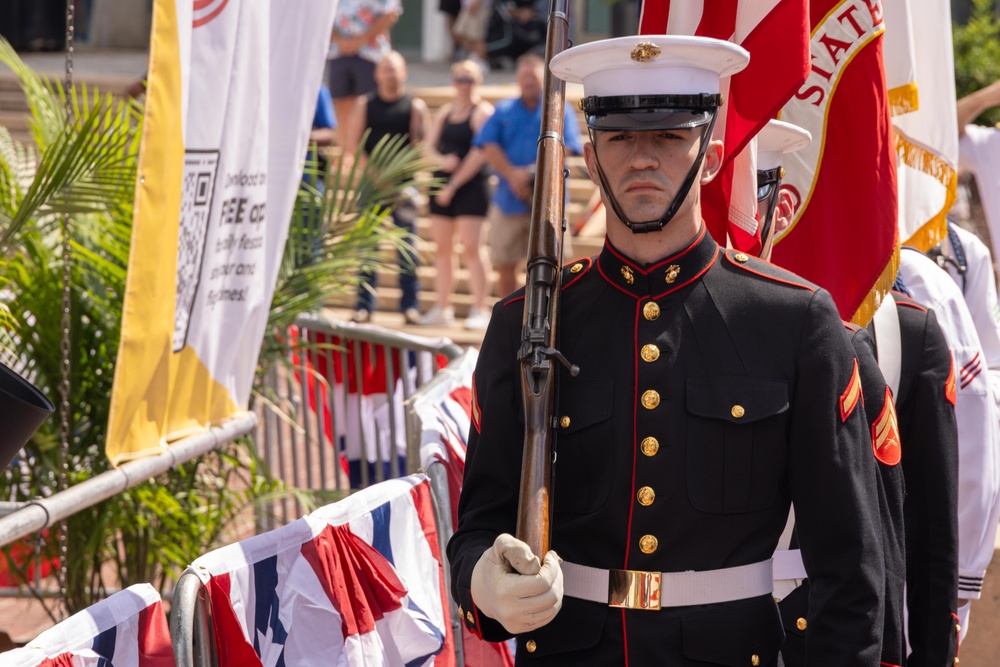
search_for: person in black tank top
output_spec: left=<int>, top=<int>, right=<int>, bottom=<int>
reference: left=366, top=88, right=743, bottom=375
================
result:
left=420, top=60, right=494, bottom=330
left=342, top=51, right=428, bottom=325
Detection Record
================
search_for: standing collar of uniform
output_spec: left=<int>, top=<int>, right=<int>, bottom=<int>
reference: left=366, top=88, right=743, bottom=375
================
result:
left=597, top=224, right=719, bottom=299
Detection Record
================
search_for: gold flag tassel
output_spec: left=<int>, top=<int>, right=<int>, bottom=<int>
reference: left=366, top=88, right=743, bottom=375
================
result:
left=851, top=242, right=901, bottom=327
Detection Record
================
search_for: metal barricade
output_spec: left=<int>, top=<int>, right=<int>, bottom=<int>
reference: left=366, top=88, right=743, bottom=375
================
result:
left=404, top=349, right=479, bottom=667
left=171, top=342, right=477, bottom=667
left=170, top=473, right=460, bottom=667
left=170, top=570, right=216, bottom=667
left=254, top=313, right=462, bottom=529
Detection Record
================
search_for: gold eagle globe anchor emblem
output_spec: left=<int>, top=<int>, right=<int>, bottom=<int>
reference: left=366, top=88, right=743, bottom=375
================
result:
left=631, top=42, right=661, bottom=63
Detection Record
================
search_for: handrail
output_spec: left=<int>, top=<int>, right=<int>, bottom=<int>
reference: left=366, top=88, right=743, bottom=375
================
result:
left=0, top=413, right=258, bottom=548
left=171, top=570, right=215, bottom=667
left=294, top=313, right=464, bottom=361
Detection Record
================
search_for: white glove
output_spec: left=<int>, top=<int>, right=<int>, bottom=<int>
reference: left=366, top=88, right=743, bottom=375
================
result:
left=470, top=533, right=564, bottom=634
left=957, top=599, right=972, bottom=643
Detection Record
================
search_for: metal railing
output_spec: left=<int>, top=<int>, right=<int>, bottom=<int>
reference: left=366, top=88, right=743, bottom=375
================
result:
left=0, top=414, right=258, bottom=549
left=0, top=415, right=259, bottom=600
left=172, top=340, right=476, bottom=667
left=254, top=313, right=462, bottom=528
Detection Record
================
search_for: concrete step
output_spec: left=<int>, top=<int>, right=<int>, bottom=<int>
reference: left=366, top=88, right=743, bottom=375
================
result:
left=410, top=181, right=596, bottom=219
left=0, top=111, right=31, bottom=130
left=0, top=112, right=34, bottom=147
left=327, top=284, right=499, bottom=320
left=345, top=232, right=604, bottom=300
left=417, top=83, right=588, bottom=129
left=411, top=199, right=591, bottom=235
left=371, top=216, right=603, bottom=269
left=0, top=89, right=29, bottom=112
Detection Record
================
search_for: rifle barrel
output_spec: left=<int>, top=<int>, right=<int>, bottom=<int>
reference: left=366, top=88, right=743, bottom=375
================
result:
left=515, top=0, right=571, bottom=559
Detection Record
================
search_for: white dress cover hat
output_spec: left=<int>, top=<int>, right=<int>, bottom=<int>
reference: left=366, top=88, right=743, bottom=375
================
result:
left=757, top=119, right=812, bottom=171
left=551, top=35, right=750, bottom=131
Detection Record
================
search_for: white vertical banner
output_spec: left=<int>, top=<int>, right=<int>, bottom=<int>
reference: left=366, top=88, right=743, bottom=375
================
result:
left=107, top=0, right=339, bottom=463
left=882, top=0, right=917, bottom=114
left=884, top=0, right=958, bottom=250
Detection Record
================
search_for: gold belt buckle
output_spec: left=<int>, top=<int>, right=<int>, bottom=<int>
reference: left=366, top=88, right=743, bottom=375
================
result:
left=608, top=568, right=661, bottom=610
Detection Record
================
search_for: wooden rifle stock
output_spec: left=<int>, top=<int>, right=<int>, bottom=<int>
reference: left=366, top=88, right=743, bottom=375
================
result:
left=515, top=0, right=576, bottom=559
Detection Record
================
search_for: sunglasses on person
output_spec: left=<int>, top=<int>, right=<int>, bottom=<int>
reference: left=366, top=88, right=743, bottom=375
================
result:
left=756, top=167, right=782, bottom=202
left=453, top=76, right=476, bottom=84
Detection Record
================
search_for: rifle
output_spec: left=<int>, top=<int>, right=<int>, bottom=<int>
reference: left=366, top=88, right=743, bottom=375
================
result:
left=515, top=0, right=579, bottom=559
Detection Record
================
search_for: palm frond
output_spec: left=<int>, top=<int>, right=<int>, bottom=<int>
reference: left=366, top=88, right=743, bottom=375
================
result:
left=3, top=92, right=140, bottom=247
left=0, top=127, right=37, bottom=220
left=0, top=38, right=66, bottom=150
left=260, top=132, right=440, bottom=369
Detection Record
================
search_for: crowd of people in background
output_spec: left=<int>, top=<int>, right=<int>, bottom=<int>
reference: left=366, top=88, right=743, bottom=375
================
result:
left=317, top=0, right=575, bottom=331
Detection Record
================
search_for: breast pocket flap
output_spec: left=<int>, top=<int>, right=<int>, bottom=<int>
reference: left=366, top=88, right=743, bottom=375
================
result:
left=558, top=381, right=613, bottom=434
left=686, top=377, right=789, bottom=424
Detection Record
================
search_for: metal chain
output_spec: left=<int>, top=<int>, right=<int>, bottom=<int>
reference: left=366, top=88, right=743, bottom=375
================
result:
left=58, top=0, right=75, bottom=616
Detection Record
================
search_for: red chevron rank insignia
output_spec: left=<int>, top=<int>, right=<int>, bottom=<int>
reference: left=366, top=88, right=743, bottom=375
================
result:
left=471, top=372, right=482, bottom=433
left=945, top=353, right=957, bottom=406
left=840, top=359, right=862, bottom=422
left=872, top=386, right=901, bottom=466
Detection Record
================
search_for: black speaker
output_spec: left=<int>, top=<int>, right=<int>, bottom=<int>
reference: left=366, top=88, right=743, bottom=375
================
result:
left=0, top=363, right=54, bottom=469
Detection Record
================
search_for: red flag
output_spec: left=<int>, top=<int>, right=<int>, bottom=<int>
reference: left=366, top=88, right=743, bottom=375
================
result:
left=770, top=0, right=898, bottom=324
left=638, top=0, right=810, bottom=251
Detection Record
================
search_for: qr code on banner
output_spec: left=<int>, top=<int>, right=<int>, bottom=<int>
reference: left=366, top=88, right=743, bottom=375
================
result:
left=173, top=150, right=220, bottom=352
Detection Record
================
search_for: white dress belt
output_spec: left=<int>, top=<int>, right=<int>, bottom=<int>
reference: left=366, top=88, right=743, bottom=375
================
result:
left=562, top=558, right=774, bottom=609
left=772, top=548, right=807, bottom=600
left=772, top=548, right=807, bottom=580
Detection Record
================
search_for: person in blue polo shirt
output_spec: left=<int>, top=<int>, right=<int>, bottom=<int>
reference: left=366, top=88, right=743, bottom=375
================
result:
left=473, top=52, right=583, bottom=297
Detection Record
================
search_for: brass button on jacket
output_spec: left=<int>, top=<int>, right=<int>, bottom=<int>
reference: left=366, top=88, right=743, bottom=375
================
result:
left=637, top=486, right=655, bottom=506
left=560, top=415, right=571, bottom=428
left=641, top=390, right=660, bottom=410
left=731, top=404, right=745, bottom=418
left=643, top=302, right=660, bottom=321
left=639, top=534, right=658, bottom=554
left=640, top=436, right=659, bottom=457
left=751, top=655, right=760, bottom=666
left=796, top=617, right=807, bottom=631
left=526, top=640, right=537, bottom=653
left=640, top=344, right=660, bottom=362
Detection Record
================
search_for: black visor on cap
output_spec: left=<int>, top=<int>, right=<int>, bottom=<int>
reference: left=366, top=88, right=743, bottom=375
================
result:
left=587, top=109, right=712, bottom=131
left=582, top=93, right=722, bottom=131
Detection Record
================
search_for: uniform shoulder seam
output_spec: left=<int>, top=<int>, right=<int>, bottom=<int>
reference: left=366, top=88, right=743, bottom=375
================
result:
left=723, top=250, right=817, bottom=292
left=562, top=256, right=594, bottom=289
left=891, top=290, right=928, bottom=312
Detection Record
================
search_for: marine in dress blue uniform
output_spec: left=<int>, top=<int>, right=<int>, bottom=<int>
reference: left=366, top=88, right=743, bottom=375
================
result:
left=448, top=35, right=884, bottom=666
left=750, top=119, right=907, bottom=667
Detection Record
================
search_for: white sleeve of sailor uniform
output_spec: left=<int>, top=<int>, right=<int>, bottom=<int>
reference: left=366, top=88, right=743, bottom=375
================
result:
left=946, top=225, right=1000, bottom=406
left=900, top=249, right=1000, bottom=600
left=958, top=124, right=994, bottom=175
left=959, top=125, right=1000, bottom=263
